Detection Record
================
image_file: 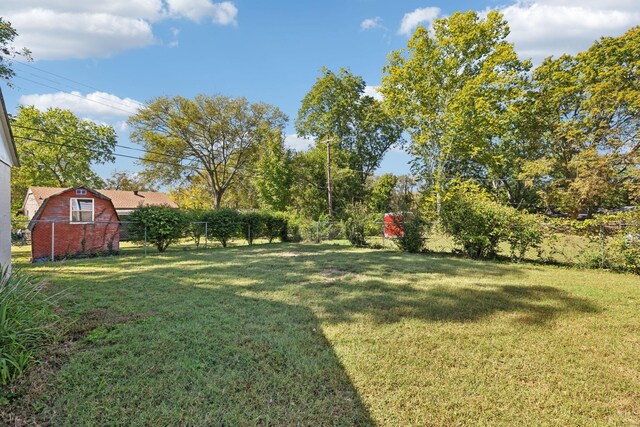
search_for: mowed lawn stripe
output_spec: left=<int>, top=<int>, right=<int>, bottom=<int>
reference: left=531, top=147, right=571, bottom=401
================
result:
left=9, top=243, right=640, bottom=426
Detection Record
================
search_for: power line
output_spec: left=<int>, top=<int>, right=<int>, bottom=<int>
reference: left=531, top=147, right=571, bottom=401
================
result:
left=13, top=76, right=140, bottom=116
left=12, top=59, right=146, bottom=110
left=13, top=135, right=199, bottom=171
left=11, top=123, right=199, bottom=162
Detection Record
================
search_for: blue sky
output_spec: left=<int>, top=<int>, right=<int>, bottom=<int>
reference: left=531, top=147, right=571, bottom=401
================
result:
left=3, top=0, right=639, bottom=179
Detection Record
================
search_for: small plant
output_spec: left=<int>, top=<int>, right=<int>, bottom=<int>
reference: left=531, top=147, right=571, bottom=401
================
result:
left=393, top=212, right=426, bottom=253
left=0, top=266, right=58, bottom=387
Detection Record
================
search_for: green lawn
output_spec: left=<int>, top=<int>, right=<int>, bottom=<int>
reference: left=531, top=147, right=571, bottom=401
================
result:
left=3, top=243, right=640, bottom=426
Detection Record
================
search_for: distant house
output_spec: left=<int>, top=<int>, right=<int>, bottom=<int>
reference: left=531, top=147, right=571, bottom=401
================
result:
left=28, top=186, right=121, bottom=262
left=0, top=88, right=20, bottom=271
left=22, top=186, right=178, bottom=220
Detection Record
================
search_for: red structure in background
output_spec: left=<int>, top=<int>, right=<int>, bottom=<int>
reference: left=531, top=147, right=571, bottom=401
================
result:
left=28, top=186, right=120, bottom=262
left=384, top=213, right=404, bottom=238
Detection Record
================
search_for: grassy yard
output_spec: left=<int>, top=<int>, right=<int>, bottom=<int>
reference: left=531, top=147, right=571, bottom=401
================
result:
left=3, top=243, right=640, bottom=426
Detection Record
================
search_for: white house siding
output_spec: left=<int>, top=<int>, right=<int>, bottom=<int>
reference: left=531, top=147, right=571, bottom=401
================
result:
left=0, top=89, right=18, bottom=271
left=0, top=161, right=11, bottom=269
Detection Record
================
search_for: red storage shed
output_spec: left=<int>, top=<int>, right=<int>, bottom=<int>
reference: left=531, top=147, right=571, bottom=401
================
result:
left=384, top=213, right=404, bottom=238
left=28, top=186, right=120, bottom=262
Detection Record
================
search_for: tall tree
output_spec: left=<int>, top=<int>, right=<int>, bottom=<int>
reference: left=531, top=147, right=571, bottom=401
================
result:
left=128, top=95, right=287, bottom=209
left=381, top=11, right=530, bottom=213
left=254, top=130, right=294, bottom=211
left=296, top=68, right=403, bottom=205
left=531, top=26, right=640, bottom=216
left=10, top=106, right=116, bottom=210
left=103, top=170, right=155, bottom=191
left=369, top=173, right=398, bottom=213
left=0, top=18, right=32, bottom=86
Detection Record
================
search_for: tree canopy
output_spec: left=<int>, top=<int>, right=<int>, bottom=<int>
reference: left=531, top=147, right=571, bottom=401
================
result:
left=0, top=18, right=32, bottom=86
left=381, top=10, right=530, bottom=212
left=11, top=106, right=117, bottom=210
left=129, top=94, right=287, bottom=209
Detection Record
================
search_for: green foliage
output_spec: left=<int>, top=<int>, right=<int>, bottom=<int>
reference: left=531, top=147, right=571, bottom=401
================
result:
left=503, top=210, right=546, bottom=261
left=296, top=67, right=403, bottom=205
left=10, top=106, right=117, bottom=211
left=0, top=18, right=32, bottom=86
left=0, top=267, right=57, bottom=387
left=343, top=203, right=369, bottom=247
left=262, top=212, right=288, bottom=243
left=440, top=181, right=545, bottom=259
left=128, top=95, right=287, bottom=209
left=239, top=212, right=264, bottom=245
left=382, top=11, right=530, bottom=209
left=128, top=206, right=189, bottom=253
left=255, top=132, right=294, bottom=211
left=393, top=212, right=427, bottom=253
left=185, top=209, right=208, bottom=248
left=369, top=174, right=398, bottom=213
left=573, top=211, right=640, bottom=273
left=203, top=208, right=241, bottom=247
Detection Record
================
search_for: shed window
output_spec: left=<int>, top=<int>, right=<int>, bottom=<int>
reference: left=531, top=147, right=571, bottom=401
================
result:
left=70, top=198, right=94, bottom=223
left=76, top=189, right=87, bottom=195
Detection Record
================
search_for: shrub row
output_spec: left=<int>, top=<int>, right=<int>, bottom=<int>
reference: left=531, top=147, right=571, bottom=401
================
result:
left=127, top=206, right=289, bottom=252
left=439, top=181, right=544, bottom=260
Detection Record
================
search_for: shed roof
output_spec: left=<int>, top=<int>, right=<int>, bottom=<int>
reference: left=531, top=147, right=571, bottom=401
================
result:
left=27, top=186, right=178, bottom=210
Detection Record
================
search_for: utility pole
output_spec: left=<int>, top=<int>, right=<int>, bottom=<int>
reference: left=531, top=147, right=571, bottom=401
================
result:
left=324, top=138, right=333, bottom=219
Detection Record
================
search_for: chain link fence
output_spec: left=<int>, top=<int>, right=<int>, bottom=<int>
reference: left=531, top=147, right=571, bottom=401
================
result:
left=10, top=217, right=639, bottom=272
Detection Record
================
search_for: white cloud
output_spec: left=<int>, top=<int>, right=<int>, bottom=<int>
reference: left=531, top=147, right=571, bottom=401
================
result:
left=398, top=7, right=440, bottom=36
left=361, top=17, right=384, bottom=31
left=166, top=0, right=237, bottom=24
left=363, top=85, right=383, bottom=101
left=5, top=0, right=238, bottom=60
left=496, top=0, right=640, bottom=64
left=19, top=91, right=142, bottom=120
left=284, top=134, right=314, bottom=152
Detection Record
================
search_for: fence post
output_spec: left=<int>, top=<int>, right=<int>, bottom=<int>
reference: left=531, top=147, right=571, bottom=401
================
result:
left=51, top=221, right=55, bottom=262
left=144, top=225, right=147, bottom=256
left=599, top=224, right=605, bottom=269
left=204, top=222, right=208, bottom=249
left=248, top=223, right=251, bottom=245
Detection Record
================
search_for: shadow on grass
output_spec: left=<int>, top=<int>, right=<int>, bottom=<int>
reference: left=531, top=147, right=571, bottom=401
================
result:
left=15, top=243, right=602, bottom=424
left=8, top=285, right=374, bottom=426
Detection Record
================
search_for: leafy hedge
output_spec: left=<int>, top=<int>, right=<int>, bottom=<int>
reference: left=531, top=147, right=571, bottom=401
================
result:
left=128, top=206, right=190, bottom=252
left=572, top=210, right=640, bottom=273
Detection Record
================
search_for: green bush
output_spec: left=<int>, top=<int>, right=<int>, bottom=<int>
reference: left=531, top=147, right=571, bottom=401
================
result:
left=129, top=206, right=189, bottom=253
left=440, top=181, right=545, bottom=260
left=440, top=183, right=507, bottom=258
left=185, top=209, right=208, bottom=248
left=0, top=266, right=57, bottom=387
left=574, top=211, right=640, bottom=273
left=262, top=212, right=288, bottom=243
left=204, top=208, right=241, bottom=247
left=393, top=212, right=427, bottom=253
left=343, top=203, right=369, bottom=247
left=239, top=211, right=265, bottom=245
left=504, top=210, right=545, bottom=261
